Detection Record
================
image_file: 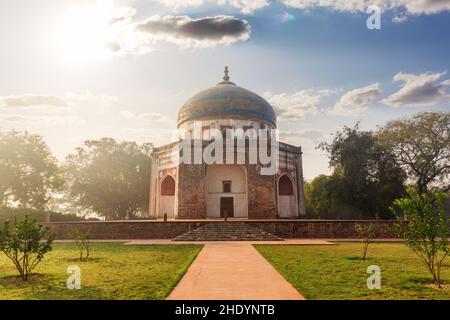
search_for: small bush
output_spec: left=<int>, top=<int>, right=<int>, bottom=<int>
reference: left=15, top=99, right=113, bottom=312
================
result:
left=354, top=223, right=378, bottom=261
left=391, top=189, right=449, bottom=288
left=70, top=229, right=91, bottom=261
left=0, top=216, right=54, bottom=281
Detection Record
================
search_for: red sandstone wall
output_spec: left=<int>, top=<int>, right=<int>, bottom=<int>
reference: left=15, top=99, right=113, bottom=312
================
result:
left=44, top=220, right=399, bottom=240
left=246, top=165, right=278, bottom=219
left=177, top=164, right=208, bottom=218
left=253, top=220, right=398, bottom=239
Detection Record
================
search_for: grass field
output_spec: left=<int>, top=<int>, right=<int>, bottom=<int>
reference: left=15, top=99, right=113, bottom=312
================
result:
left=0, top=243, right=202, bottom=300
left=255, top=242, right=450, bottom=300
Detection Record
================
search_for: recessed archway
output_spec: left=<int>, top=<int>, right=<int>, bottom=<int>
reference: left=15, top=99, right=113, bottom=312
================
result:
left=159, top=175, right=176, bottom=219
left=278, top=174, right=296, bottom=218
left=206, top=165, right=248, bottom=218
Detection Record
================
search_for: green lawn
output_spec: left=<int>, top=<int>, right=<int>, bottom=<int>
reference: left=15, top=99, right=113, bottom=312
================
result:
left=255, top=242, right=450, bottom=300
left=0, top=243, right=202, bottom=300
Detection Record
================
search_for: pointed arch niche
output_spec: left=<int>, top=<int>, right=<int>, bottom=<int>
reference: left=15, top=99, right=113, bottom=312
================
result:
left=278, top=174, right=296, bottom=218
left=159, top=175, right=176, bottom=218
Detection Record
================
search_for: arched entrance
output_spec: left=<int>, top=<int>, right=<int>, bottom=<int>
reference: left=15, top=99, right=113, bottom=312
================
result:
left=206, top=165, right=248, bottom=218
left=159, top=175, right=175, bottom=219
left=278, top=174, right=296, bottom=218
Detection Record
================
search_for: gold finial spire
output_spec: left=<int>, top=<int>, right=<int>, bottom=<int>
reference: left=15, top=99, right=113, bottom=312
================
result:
left=223, top=66, right=230, bottom=81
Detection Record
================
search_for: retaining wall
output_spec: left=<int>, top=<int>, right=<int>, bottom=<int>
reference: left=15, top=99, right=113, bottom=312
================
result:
left=44, top=220, right=399, bottom=240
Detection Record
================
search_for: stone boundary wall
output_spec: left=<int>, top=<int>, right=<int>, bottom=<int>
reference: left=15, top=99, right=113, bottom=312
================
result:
left=253, top=220, right=398, bottom=239
left=44, top=220, right=399, bottom=240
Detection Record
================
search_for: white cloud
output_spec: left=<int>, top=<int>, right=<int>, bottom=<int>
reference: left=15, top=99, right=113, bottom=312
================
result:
left=0, top=90, right=118, bottom=132
left=135, top=15, right=251, bottom=48
left=157, top=0, right=270, bottom=13
left=107, top=13, right=251, bottom=54
left=218, top=0, right=271, bottom=14
left=0, top=95, right=67, bottom=108
left=281, top=0, right=381, bottom=12
left=265, top=88, right=341, bottom=121
left=0, top=91, right=117, bottom=110
left=331, top=83, right=381, bottom=115
left=109, top=6, right=136, bottom=25
left=382, top=72, right=450, bottom=107
left=159, top=0, right=204, bottom=10
left=281, top=0, right=450, bottom=16
left=0, top=114, right=85, bottom=126
left=264, top=90, right=325, bottom=121
left=394, top=0, right=450, bottom=15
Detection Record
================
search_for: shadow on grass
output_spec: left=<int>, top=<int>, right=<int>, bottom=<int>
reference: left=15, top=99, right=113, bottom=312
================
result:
left=345, top=256, right=374, bottom=262
left=414, top=278, right=450, bottom=291
left=65, top=257, right=103, bottom=263
left=346, top=256, right=361, bottom=261
left=0, top=273, right=46, bottom=284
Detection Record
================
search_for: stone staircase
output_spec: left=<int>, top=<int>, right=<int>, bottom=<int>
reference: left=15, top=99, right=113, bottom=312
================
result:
left=173, top=222, right=284, bottom=241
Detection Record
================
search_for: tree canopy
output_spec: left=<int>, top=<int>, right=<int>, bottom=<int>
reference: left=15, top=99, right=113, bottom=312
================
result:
left=64, top=138, right=152, bottom=220
left=0, top=131, right=61, bottom=209
left=377, top=112, right=450, bottom=193
left=311, top=124, right=405, bottom=219
left=308, top=112, right=449, bottom=219
left=304, top=174, right=345, bottom=219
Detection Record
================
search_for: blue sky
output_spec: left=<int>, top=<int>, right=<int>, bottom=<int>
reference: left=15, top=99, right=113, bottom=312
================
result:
left=0, top=0, right=449, bottom=179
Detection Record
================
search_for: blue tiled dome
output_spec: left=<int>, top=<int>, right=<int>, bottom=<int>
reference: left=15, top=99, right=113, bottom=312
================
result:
left=177, top=68, right=277, bottom=128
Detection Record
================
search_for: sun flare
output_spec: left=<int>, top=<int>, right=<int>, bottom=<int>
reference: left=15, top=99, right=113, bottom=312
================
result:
left=55, top=1, right=115, bottom=64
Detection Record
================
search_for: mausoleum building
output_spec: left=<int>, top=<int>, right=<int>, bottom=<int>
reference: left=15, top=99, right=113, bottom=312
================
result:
left=149, top=68, right=306, bottom=219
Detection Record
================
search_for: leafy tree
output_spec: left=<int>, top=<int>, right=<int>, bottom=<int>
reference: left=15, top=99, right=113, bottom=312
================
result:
left=390, top=189, right=449, bottom=288
left=319, top=124, right=405, bottom=219
left=0, top=216, right=54, bottom=280
left=0, top=131, right=62, bottom=209
left=64, top=138, right=152, bottom=220
left=354, top=223, right=378, bottom=261
left=305, top=174, right=345, bottom=219
left=378, top=112, right=450, bottom=193
left=70, top=229, right=91, bottom=261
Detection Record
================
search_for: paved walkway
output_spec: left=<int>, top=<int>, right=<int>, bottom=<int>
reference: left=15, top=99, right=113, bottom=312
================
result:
left=167, top=243, right=304, bottom=300
left=125, top=239, right=334, bottom=245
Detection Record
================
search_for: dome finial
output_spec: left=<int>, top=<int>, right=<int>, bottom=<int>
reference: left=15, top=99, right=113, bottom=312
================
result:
left=223, top=66, right=230, bottom=81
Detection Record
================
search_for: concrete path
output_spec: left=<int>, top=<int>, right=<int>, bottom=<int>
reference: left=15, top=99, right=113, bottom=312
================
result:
left=167, top=243, right=304, bottom=300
